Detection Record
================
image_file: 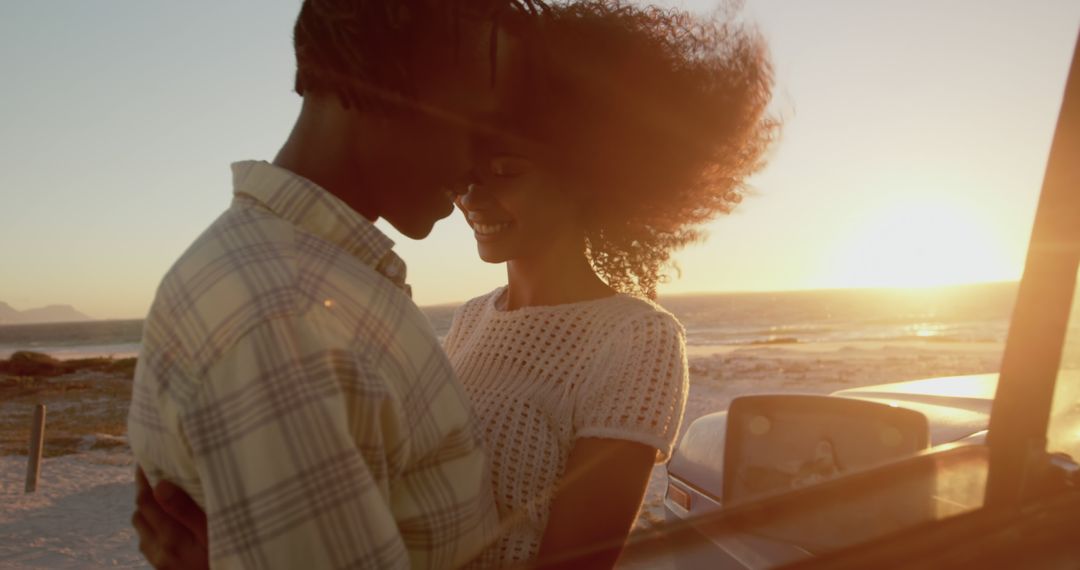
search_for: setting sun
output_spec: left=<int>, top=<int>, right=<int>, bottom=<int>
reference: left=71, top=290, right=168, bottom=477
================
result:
left=829, top=198, right=1014, bottom=288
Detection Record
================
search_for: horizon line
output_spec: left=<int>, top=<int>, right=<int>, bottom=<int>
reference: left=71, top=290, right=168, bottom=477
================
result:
left=1, top=278, right=1022, bottom=324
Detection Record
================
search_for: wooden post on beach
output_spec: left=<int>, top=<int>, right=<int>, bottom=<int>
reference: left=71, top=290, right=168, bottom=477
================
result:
left=25, top=404, right=46, bottom=493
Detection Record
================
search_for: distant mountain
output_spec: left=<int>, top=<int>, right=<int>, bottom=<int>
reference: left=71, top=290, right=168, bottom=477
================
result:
left=0, top=302, right=16, bottom=323
left=0, top=302, right=92, bottom=325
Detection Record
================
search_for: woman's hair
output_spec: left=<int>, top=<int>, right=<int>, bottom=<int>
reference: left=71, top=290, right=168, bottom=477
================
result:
left=292, top=0, right=543, bottom=111
left=520, top=1, right=778, bottom=298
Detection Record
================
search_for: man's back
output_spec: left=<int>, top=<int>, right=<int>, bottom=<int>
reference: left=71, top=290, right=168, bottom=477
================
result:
left=128, top=161, right=497, bottom=569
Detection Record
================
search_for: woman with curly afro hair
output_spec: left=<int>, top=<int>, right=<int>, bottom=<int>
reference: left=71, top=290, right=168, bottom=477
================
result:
left=446, top=1, right=777, bottom=566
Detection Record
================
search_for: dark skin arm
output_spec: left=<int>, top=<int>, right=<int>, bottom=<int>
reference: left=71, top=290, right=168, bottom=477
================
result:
left=132, top=466, right=209, bottom=570
left=534, top=438, right=657, bottom=569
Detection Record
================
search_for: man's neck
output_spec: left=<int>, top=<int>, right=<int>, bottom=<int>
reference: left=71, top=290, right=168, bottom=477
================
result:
left=271, top=97, right=382, bottom=222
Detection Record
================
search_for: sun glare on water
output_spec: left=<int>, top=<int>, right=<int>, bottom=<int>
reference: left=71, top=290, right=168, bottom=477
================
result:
left=829, top=199, right=1013, bottom=289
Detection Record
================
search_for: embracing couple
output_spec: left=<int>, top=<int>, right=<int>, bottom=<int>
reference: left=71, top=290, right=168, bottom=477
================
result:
left=127, top=0, right=774, bottom=568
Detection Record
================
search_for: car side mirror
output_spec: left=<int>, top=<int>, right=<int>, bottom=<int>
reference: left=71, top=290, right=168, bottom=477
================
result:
left=722, top=394, right=930, bottom=504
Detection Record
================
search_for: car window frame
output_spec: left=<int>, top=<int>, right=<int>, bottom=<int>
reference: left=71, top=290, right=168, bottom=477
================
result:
left=984, top=30, right=1080, bottom=509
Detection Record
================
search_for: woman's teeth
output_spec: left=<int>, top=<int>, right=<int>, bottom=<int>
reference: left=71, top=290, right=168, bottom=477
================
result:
left=472, top=222, right=512, bottom=236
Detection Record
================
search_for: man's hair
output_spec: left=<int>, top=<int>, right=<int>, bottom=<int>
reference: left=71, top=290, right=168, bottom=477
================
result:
left=293, top=0, right=543, bottom=111
left=513, top=0, right=779, bottom=298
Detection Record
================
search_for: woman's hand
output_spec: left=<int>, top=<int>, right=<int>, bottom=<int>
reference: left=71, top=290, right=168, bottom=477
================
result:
left=132, top=466, right=210, bottom=570
left=535, top=438, right=657, bottom=569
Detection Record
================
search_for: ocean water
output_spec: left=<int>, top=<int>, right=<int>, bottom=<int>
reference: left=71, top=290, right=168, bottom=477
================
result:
left=663, top=281, right=1017, bottom=347
left=0, top=319, right=143, bottom=360
left=0, top=282, right=1017, bottom=360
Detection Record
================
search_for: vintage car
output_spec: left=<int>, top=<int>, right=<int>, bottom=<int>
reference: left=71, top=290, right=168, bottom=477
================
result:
left=547, top=32, right=1080, bottom=570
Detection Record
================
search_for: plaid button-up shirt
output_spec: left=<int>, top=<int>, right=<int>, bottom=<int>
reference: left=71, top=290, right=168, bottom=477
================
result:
left=128, top=161, right=497, bottom=569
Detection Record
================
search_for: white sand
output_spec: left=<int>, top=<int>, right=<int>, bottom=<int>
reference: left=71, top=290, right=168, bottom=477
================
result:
left=1, top=449, right=142, bottom=569
left=1, top=339, right=1003, bottom=567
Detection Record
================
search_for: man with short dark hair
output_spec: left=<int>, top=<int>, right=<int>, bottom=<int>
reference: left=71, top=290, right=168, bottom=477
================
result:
left=128, top=2, right=538, bottom=567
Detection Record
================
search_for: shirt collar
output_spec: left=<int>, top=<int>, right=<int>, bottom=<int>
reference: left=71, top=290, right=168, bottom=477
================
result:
left=230, top=160, right=410, bottom=295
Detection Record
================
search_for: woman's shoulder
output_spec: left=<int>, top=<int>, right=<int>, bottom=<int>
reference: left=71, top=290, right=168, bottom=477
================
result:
left=457, top=287, right=504, bottom=314
left=603, top=294, right=685, bottom=337
left=448, top=287, right=503, bottom=332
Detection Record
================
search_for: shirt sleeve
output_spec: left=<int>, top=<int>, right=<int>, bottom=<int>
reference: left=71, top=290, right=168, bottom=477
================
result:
left=572, top=312, right=689, bottom=462
left=180, top=314, right=411, bottom=570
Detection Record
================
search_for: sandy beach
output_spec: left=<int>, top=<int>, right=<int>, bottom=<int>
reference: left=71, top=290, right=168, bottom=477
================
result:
left=0, top=339, right=1004, bottom=568
left=1, top=450, right=137, bottom=569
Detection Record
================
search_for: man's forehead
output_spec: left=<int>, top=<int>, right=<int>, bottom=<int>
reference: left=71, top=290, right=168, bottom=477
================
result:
left=435, top=21, right=533, bottom=116
left=448, top=14, right=531, bottom=82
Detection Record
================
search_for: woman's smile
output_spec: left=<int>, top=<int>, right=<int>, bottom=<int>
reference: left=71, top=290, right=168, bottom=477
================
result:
left=464, top=209, right=517, bottom=241
left=471, top=220, right=515, bottom=238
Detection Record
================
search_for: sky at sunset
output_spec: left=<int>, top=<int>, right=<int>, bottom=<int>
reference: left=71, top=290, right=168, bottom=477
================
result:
left=1, top=1, right=1078, bottom=319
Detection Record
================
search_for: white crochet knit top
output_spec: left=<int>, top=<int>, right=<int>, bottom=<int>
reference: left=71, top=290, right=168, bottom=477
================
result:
left=445, top=287, right=689, bottom=567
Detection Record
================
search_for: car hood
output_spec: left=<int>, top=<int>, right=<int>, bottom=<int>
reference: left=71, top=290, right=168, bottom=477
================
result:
left=832, top=373, right=996, bottom=445
left=668, top=373, right=998, bottom=502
